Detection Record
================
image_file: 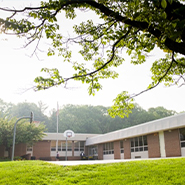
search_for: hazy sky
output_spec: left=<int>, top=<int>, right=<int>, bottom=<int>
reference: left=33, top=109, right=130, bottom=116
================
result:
left=1, top=0, right=185, bottom=114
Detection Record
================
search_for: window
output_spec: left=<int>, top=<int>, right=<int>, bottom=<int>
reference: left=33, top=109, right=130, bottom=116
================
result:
left=88, top=145, right=98, bottom=156
left=51, top=141, right=62, bottom=151
left=120, top=140, right=124, bottom=153
left=57, top=141, right=61, bottom=151
left=74, top=141, right=79, bottom=151
left=27, top=144, right=33, bottom=152
left=103, top=142, right=114, bottom=155
left=74, top=141, right=85, bottom=151
left=51, top=141, right=56, bottom=151
left=62, top=141, right=72, bottom=151
left=130, top=136, right=148, bottom=152
left=80, top=141, right=85, bottom=151
left=179, top=128, right=185, bottom=147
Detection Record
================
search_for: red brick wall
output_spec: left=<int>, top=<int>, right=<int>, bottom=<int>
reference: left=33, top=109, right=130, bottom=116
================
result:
left=114, top=140, right=121, bottom=159
left=98, top=144, right=103, bottom=160
left=14, top=143, right=27, bottom=157
left=33, top=140, right=51, bottom=159
left=124, top=139, right=131, bottom=159
left=164, top=129, right=181, bottom=157
left=147, top=133, right=161, bottom=158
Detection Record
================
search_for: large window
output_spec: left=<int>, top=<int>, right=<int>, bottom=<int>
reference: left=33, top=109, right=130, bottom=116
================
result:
left=130, top=136, right=148, bottom=152
left=74, top=141, right=85, bottom=151
left=51, top=141, right=62, bottom=151
left=180, top=128, right=185, bottom=147
left=62, top=141, right=72, bottom=151
left=103, top=142, right=114, bottom=155
left=120, top=140, right=124, bottom=153
left=51, top=141, right=56, bottom=151
left=57, top=141, right=61, bottom=151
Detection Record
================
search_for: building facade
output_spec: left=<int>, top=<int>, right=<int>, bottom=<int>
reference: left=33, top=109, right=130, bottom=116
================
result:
left=1, top=113, right=185, bottom=160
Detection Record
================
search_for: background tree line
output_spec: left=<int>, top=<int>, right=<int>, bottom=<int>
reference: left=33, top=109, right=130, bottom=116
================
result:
left=0, top=99, right=178, bottom=134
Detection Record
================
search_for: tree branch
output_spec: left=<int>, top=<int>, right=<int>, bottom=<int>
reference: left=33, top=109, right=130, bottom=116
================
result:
left=34, top=27, right=132, bottom=90
left=1, top=0, right=185, bottom=55
left=64, top=27, right=132, bottom=82
left=129, top=52, right=175, bottom=100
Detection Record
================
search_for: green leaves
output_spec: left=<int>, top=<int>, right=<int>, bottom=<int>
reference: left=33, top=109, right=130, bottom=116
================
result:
left=108, top=91, right=135, bottom=118
left=0, top=116, right=45, bottom=157
left=1, top=0, right=185, bottom=118
left=161, top=0, right=167, bottom=9
left=149, top=53, right=185, bottom=88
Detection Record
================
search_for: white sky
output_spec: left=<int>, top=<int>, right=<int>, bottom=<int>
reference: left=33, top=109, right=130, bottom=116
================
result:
left=0, top=0, right=185, bottom=114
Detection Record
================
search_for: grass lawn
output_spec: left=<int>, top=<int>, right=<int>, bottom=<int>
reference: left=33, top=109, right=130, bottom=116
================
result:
left=0, top=158, right=185, bottom=185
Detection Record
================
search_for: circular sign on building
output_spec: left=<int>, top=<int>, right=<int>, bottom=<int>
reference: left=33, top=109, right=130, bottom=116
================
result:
left=63, top=130, right=75, bottom=138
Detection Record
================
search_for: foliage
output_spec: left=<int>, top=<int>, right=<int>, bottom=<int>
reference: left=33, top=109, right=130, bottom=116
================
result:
left=48, top=104, right=176, bottom=134
left=0, top=98, right=177, bottom=134
left=9, top=102, right=48, bottom=122
left=0, top=99, right=13, bottom=118
left=0, top=116, right=46, bottom=157
left=1, top=158, right=185, bottom=184
left=1, top=0, right=185, bottom=117
left=3, top=101, right=50, bottom=129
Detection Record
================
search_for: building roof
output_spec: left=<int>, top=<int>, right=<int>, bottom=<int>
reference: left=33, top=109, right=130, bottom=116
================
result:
left=43, top=133, right=101, bottom=141
left=85, top=112, right=185, bottom=146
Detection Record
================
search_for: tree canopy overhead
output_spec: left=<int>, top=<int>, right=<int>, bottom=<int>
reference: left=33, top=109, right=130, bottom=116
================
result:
left=1, top=0, right=185, bottom=117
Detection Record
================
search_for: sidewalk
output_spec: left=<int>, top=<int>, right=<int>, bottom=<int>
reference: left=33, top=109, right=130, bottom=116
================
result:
left=48, top=158, right=165, bottom=166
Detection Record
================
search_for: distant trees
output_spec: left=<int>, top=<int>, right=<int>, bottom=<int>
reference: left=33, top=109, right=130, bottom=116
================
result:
left=48, top=104, right=177, bottom=134
left=7, top=101, right=50, bottom=129
left=0, top=99, right=178, bottom=135
left=148, top=106, right=176, bottom=120
left=0, top=99, right=13, bottom=118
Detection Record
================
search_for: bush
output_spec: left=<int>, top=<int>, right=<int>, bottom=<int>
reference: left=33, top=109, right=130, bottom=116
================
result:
left=13, top=156, right=24, bottom=161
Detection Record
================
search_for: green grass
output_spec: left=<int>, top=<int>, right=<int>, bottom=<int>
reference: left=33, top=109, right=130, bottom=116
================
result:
left=0, top=158, right=185, bottom=185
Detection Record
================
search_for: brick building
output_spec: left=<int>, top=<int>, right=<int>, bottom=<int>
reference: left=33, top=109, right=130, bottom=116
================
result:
left=1, top=112, right=185, bottom=160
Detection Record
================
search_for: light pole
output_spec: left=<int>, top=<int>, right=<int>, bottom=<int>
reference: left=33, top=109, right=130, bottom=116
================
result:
left=11, top=112, right=34, bottom=161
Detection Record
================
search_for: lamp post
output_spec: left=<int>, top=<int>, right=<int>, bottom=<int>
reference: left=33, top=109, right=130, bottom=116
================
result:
left=11, top=112, right=34, bottom=161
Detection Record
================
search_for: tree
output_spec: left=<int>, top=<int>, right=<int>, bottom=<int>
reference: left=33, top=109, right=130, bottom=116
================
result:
left=148, top=106, right=177, bottom=120
left=48, top=105, right=105, bottom=133
left=38, top=101, right=48, bottom=115
left=0, top=0, right=185, bottom=117
left=0, top=117, right=46, bottom=158
left=9, top=102, right=50, bottom=130
left=47, top=104, right=176, bottom=134
left=0, top=99, right=13, bottom=118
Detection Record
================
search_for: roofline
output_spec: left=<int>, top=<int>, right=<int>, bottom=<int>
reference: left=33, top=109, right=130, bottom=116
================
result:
left=86, top=112, right=185, bottom=146
left=43, top=133, right=101, bottom=141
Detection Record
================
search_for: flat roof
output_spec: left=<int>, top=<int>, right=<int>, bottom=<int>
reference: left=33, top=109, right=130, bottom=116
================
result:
left=86, top=112, right=185, bottom=146
left=43, top=133, right=101, bottom=141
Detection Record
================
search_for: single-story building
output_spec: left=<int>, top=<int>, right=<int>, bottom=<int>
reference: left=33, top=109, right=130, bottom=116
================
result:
left=1, top=112, right=185, bottom=160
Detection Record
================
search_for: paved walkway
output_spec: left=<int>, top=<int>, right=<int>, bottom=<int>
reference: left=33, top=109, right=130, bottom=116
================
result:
left=48, top=158, right=164, bottom=166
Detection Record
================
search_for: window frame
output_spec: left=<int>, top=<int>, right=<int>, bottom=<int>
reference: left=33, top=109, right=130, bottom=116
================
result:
left=103, top=142, right=114, bottom=155
left=130, top=135, right=148, bottom=153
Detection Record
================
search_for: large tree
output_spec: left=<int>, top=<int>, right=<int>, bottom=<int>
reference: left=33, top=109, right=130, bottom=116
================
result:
left=0, top=117, right=46, bottom=158
left=0, top=0, right=185, bottom=117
